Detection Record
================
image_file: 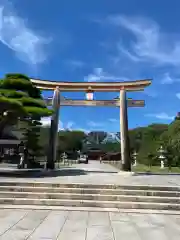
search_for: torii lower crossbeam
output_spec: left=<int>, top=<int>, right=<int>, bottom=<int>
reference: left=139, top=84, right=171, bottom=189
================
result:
left=30, top=78, right=152, bottom=172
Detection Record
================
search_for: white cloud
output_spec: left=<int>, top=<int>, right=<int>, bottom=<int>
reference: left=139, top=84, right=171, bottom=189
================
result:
left=0, top=0, right=50, bottom=65
left=41, top=117, right=62, bottom=130
left=161, top=73, right=180, bottom=84
left=143, top=89, right=157, bottom=98
left=176, top=93, right=180, bottom=99
left=41, top=117, right=75, bottom=131
left=87, top=120, right=104, bottom=127
left=119, top=46, right=140, bottom=62
left=41, top=117, right=51, bottom=126
left=161, top=73, right=174, bottom=84
left=65, top=121, right=75, bottom=130
left=40, top=118, right=92, bottom=133
left=59, top=121, right=76, bottom=131
left=109, top=118, right=118, bottom=123
left=145, top=112, right=174, bottom=120
left=84, top=67, right=129, bottom=82
left=109, top=15, right=180, bottom=66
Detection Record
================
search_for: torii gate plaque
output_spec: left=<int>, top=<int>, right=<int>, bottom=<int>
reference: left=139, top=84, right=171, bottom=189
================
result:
left=31, top=78, right=152, bottom=171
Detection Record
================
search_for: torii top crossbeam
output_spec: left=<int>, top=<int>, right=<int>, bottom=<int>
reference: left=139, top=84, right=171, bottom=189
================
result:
left=30, top=78, right=152, bottom=92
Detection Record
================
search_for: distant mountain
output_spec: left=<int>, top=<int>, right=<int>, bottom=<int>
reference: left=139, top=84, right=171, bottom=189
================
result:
left=84, top=131, right=120, bottom=145
left=102, top=132, right=120, bottom=143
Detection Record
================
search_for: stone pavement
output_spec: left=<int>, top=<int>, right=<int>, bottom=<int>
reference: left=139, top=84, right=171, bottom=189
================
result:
left=1, top=161, right=180, bottom=187
left=0, top=162, right=180, bottom=239
left=0, top=209, right=180, bottom=239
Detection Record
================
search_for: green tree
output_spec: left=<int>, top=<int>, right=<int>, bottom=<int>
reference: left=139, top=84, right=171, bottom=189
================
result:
left=0, top=73, right=52, bottom=138
left=147, top=152, right=156, bottom=168
left=20, top=118, right=43, bottom=157
left=161, top=119, right=180, bottom=167
left=39, top=126, right=50, bottom=155
left=136, top=124, right=168, bottom=165
left=37, top=120, right=180, bottom=165
left=58, top=130, right=86, bottom=154
left=129, top=127, right=145, bottom=152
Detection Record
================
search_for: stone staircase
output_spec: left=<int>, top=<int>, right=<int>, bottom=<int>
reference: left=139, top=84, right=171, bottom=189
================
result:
left=0, top=182, right=180, bottom=211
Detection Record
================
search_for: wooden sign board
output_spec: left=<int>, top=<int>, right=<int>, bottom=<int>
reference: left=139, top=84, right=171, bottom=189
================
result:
left=128, top=100, right=145, bottom=107
left=45, top=98, right=145, bottom=107
left=61, top=100, right=117, bottom=106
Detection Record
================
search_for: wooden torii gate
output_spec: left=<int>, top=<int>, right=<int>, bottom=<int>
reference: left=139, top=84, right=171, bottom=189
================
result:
left=31, top=78, right=152, bottom=171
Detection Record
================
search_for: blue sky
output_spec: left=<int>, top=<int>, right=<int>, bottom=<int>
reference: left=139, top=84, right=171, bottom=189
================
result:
left=0, top=0, right=180, bottom=132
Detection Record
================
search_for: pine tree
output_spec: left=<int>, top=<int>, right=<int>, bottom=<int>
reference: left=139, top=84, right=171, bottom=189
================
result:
left=0, top=73, right=52, bottom=138
left=20, top=118, right=43, bottom=157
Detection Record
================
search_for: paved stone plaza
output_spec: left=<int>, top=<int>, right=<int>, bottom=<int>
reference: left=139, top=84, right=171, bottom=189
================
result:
left=0, top=161, right=180, bottom=239
left=0, top=209, right=180, bottom=239
left=1, top=161, right=180, bottom=187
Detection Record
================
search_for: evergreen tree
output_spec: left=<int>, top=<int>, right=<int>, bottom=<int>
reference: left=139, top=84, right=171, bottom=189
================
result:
left=0, top=73, right=52, bottom=138
left=20, top=118, right=43, bottom=157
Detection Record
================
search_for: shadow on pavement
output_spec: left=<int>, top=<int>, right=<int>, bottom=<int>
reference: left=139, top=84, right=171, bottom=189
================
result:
left=0, top=168, right=88, bottom=178
left=86, top=170, right=118, bottom=174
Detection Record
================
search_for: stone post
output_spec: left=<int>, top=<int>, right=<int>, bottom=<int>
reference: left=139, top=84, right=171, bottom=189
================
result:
left=46, top=87, right=60, bottom=169
left=120, top=89, right=131, bottom=171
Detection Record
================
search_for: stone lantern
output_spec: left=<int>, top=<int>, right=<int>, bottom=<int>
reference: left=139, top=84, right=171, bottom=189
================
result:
left=62, top=152, right=67, bottom=163
left=132, top=150, right=138, bottom=166
left=158, top=145, right=166, bottom=169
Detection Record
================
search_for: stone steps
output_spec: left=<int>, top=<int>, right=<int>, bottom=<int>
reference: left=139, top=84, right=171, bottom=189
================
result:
left=0, top=191, right=180, bottom=203
left=0, top=186, right=180, bottom=197
left=1, top=182, right=180, bottom=191
left=0, top=182, right=180, bottom=211
left=2, top=204, right=180, bottom=215
left=0, top=197, right=180, bottom=210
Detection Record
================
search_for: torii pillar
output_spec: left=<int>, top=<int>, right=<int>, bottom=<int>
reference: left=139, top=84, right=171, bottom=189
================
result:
left=120, top=89, right=131, bottom=171
left=46, top=87, right=60, bottom=169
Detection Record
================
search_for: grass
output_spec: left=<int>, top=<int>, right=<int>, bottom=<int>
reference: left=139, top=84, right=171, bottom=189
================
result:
left=133, top=164, right=180, bottom=173
left=107, top=162, right=180, bottom=173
